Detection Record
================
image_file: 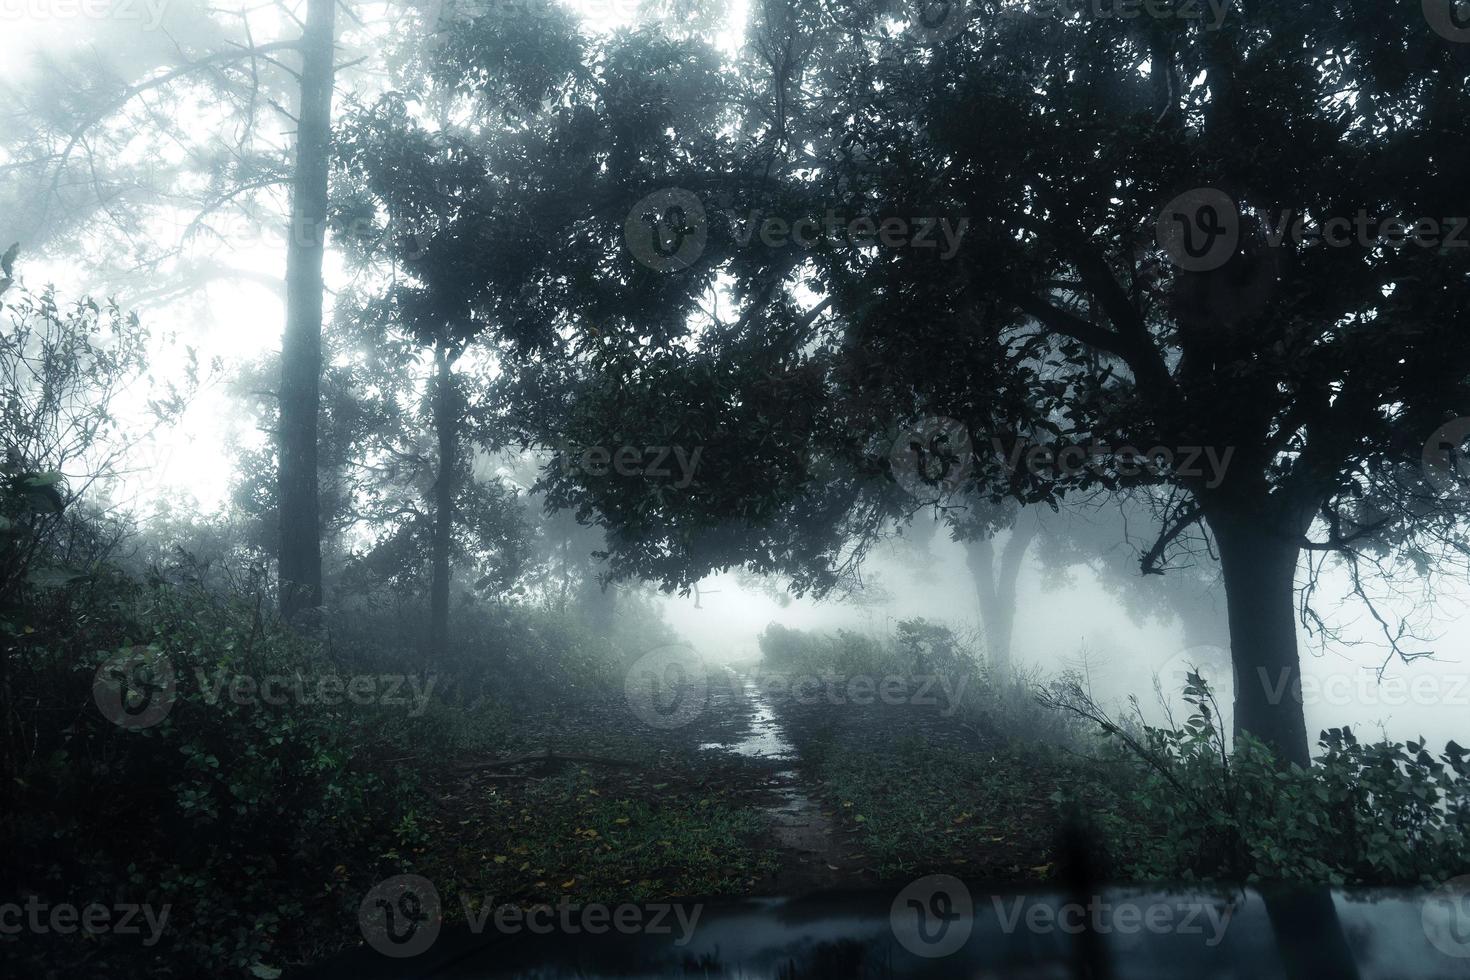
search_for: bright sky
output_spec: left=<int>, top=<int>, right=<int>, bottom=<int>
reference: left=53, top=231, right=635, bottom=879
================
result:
left=1, top=0, right=749, bottom=511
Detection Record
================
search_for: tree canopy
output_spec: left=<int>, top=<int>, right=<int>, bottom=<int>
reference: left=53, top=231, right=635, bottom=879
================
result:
left=344, top=0, right=1470, bottom=764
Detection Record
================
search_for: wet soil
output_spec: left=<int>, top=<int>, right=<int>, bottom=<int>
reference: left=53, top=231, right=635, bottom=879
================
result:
left=694, top=671, right=898, bottom=894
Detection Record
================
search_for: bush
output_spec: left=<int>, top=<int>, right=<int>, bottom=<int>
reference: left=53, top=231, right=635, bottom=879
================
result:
left=3, top=571, right=431, bottom=977
left=757, top=618, right=973, bottom=679
left=328, top=583, right=676, bottom=714
left=755, top=621, right=807, bottom=666
left=1044, top=675, right=1470, bottom=885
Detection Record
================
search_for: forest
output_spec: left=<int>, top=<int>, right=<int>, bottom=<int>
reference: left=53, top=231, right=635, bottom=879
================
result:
left=2, top=1, right=1470, bottom=977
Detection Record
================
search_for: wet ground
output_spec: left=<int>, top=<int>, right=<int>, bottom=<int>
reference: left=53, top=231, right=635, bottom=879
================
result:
left=696, top=673, right=853, bottom=892
left=689, top=666, right=999, bottom=893
left=419, top=659, right=1055, bottom=908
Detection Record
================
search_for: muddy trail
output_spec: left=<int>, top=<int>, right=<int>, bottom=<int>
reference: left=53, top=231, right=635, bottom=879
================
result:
left=695, top=667, right=995, bottom=894
left=407, top=660, right=1062, bottom=933
left=694, top=671, right=854, bottom=893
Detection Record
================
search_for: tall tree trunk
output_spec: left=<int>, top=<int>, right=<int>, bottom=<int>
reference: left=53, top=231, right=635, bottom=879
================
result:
left=579, top=572, right=616, bottom=636
left=1205, top=495, right=1313, bottom=768
left=965, top=520, right=1037, bottom=672
left=429, top=345, right=456, bottom=661
left=277, top=0, right=336, bottom=623
left=967, top=536, right=1002, bottom=659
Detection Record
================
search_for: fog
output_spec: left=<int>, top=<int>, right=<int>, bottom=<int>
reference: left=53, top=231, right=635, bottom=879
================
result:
left=6, top=5, right=1460, bottom=756
left=6, top=2, right=1470, bottom=976
left=661, top=517, right=1470, bottom=754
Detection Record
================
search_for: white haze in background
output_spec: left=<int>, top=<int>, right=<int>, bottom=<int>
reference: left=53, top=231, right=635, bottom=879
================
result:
left=667, top=525, right=1470, bottom=755
left=3, top=0, right=1465, bottom=756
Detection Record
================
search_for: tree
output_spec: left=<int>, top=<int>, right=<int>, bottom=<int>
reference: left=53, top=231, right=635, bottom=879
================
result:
left=361, top=2, right=1470, bottom=767
left=277, top=0, right=338, bottom=623
left=330, top=0, right=591, bottom=653
left=939, top=498, right=1036, bottom=672
left=0, top=0, right=447, bottom=624
left=0, top=263, right=196, bottom=770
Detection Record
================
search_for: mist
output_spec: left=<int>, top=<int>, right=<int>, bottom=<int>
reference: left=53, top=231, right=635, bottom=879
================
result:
left=5, top=1, right=1470, bottom=978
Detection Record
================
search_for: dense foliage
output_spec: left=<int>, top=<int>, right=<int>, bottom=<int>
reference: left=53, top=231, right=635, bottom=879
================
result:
left=1048, top=676, right=1470, bottom=885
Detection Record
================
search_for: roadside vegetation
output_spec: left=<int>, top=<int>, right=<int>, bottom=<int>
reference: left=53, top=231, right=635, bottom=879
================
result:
left=756, top=624, right=1470, bottom=888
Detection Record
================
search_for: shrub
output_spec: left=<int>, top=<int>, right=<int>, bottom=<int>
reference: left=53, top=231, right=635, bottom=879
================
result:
left=3, top=572, right=430, bottom=977
left=757, top=618, right=976, bottom=679
left=1044, top=675, right=1470, bottom=885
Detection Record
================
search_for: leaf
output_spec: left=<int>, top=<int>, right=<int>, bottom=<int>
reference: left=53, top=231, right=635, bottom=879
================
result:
left=1, top=243, right=16, bottom=279
left=249, top=965, right=283, bottom=979
left=22, top=483, right=65, bottom=515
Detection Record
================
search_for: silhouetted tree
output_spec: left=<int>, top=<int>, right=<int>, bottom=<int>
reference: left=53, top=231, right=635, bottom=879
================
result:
left=366, top=2, right=1470, bottom=766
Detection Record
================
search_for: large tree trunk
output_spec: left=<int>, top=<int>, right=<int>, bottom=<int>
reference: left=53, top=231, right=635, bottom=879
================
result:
left=277, top=0, right=336, bottom=623
left=428, top=345, right=456, bottom=661
left=965, top=520, right=1037, bottom=672
left=1205, top=496, right=1312, bottom=768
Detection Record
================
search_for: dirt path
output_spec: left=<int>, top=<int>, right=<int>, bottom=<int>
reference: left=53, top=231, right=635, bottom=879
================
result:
left=414, top=661, right=1051, bottom=915
left=696, top=671, right=869, bottom=893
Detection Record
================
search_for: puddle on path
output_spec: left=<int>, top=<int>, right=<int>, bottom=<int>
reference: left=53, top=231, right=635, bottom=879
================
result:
left=699, top=678, right=845, bottom=887
left=699, top=679, right=795, bottom=759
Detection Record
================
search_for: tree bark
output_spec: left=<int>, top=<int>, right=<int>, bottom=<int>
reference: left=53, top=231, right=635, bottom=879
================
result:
left=965, top=520, right=1037, bottom=672
left=428, top=344, right=457, bottom=661
left=277, top=0, right=336, bottom=623
left=1205, top=496, right=1312, bottom=768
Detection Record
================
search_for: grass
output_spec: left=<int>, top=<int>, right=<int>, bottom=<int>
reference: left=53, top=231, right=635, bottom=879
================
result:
left=415, top=768, right=778, bottom=912
left=371, top=693, right=782, bottom=928
left=801, top=730, right=1084, bottom=880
